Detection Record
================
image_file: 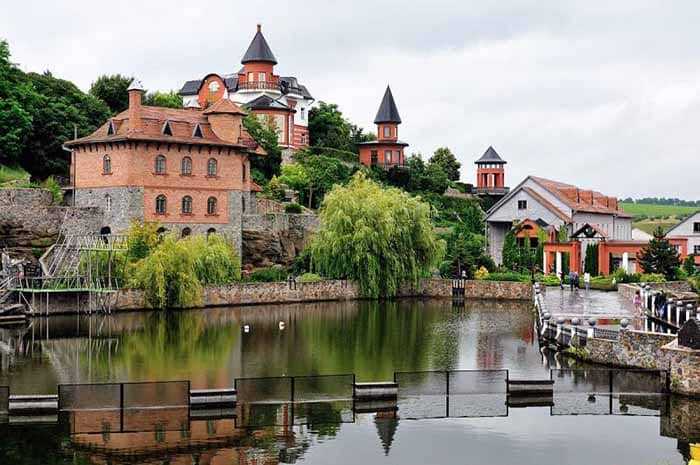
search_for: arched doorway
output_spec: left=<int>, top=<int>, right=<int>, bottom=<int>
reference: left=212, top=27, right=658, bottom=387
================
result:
left=207, top=228, right=216, bottom=238
left=181, top=227, right=192, bottom=238
left=100, top=226, right=111, bottom=235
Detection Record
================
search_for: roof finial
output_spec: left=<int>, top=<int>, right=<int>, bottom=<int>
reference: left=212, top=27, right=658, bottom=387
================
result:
left=257, top=23, right=262, bottom=33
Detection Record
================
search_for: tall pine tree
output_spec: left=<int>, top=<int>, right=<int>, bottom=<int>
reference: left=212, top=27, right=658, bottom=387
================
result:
left=638, top=226, right=681, bottom=280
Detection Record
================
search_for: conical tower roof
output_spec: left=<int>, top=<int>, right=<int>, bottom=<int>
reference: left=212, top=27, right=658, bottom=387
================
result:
left=241, top=24, right=277, bottom=65
left=374, top=86, right=402, bottom=124
left=475, top=146, right=507, bottom=164
left=374, top=416, right=398, bottom=455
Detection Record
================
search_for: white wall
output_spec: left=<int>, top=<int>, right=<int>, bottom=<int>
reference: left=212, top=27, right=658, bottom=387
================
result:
left=668, top=211, right=700, bottom=255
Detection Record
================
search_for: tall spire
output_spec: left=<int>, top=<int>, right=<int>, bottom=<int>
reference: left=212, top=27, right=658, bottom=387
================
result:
left=241, top=24, right=278, bottom=65
left=373, top=85, right=402, bottom=124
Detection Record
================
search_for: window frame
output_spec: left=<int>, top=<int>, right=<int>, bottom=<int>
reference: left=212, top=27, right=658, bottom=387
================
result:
left=181, top=156, right=192, bottom=176
left=694, top=245, right=700, bottom=255
left=102, top=155, right=112, bottom=175
left=383, top=126, right=391, bottom=138
left=155, top=195, right=167, bottom=215
left=181, top=195, right=193, bottom=215
left=694, top=222, right=700, bottom=233
left=370, top=150, right=378, bottom=166
left=207, top=158, right=218, bottom=177
left=207, top=197, right=218, bottom=215
left=384, top=150, right=392, bottom=164
left=155, top=155, right=167, bottom=175
left=517, top=200, right=528, bottom=210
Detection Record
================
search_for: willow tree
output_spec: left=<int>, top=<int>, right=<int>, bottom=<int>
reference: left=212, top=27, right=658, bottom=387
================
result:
left=309, top=172, right=445, bottom=298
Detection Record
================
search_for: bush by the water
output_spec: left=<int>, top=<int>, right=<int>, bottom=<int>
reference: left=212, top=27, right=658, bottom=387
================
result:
left=245, top=266, right=288, bottom=283
left=483, top=271, right=531, bottom=283
left=298, top=272, right=322, bottom=283
left=309, top=172, right=445, bottom=298
left=130, top=233, right=241, bottom=309
left=284, top=202, right=303, bottom=214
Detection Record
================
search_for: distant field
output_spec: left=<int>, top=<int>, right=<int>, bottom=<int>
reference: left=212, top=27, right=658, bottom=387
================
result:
left=620, top=202, right=699, bottom=234
left=619, top=202, right=698, bottom=218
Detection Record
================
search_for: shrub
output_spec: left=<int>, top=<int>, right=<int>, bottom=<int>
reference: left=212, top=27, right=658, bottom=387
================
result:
left=484, top=272, right=531, bottom=283
left=284, top=202, right=303, bottom=214
left=246, top=266, right=288, bottom=283
left=474, top=266, right=489, bottom=280
left=298, top=272, right=322, bottom=283
left=42, top=176, right=63, bottom=204
left=639, top=273, right=665, bottom=283
left=538, top=274, right=562, bottom=286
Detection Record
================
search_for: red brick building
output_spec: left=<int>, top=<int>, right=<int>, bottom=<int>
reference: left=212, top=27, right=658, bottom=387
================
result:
left=358, top=86, right=408, bottom=169
left=179, top=25, right=314, bottom=161
left=65, top=80, right=264, bottom=251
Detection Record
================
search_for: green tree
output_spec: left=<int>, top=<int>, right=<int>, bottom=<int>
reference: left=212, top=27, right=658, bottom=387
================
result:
left=294, top=150, right=352, bottom=208
left=584, top=243, right=599, bottom=275
left=501, top=229, right=519, bottom=271
left=309, top=172, right=445, bottom=297
left=89, top=74, right=133, bottom=113
left=638, top=226, right=681, bottom=280
left=439, top=225, right=494, bottom=278
left=143, top=90, right=182, bottom=108
left=428, top=147, right=461, bottom=181
left=308, top=102, right=353, bottom=152
left=682, top=254, right=696, bottom=277
left=243, top=113, right=282, bottom=180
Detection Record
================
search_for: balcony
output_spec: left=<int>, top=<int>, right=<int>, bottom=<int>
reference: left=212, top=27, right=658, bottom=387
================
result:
left=475, top=186, right=510, bottom=195
left=237, top=81, right=281, bottom=92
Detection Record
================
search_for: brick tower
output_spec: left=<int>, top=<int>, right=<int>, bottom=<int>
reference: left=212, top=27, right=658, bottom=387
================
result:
left=475, top=146, right=507, bottom=193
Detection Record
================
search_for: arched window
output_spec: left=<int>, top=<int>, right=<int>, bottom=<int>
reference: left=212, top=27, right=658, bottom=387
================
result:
left=242, top=196, right=246, bottom=213
left=103, top=155, right=112, bottom=174
left=155, top=195, right=167, bottom=214
left=207, top=158, right=218, bottom=177
left=181, top=196, right=193, bottom=214
left=207, top=228, right=216, bottom=237
left=156, top=227, right=167, bottom=236
left=155, top=155, right=167, bottom=174
left=181, top=227, right=191, bottom=238
left=207, top=197, right=217, bottom=215
left=105, top=194, right=112, bottom=212
left=181, top=156, right=192, bottom=176
left=242, top=161, right=246, bottom=182
left=100, top=226, right=111, bottom=236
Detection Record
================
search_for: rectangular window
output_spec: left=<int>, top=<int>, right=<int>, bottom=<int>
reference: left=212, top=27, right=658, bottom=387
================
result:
left=370, top=151, right=378, bottom=166
left=300, top=108, right=305, bottom=120
left=258, top=72, right=265, bottom=82
left=385, top=150, right=392, bottom=164
left=396, top=150, right=402, bottom=165
left=518, top=200, right=527, bottom=210
left=694, top=222, right=700, bottom=233
left=694, top=245, right=700, bottom=254
left=383, top=126, right=391, bottom=138
left=247, top=72, right=254, bottom=82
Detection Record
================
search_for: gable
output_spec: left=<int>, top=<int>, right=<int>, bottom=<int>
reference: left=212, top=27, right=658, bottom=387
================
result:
left=667, top=211, right=700, bottom=236
left=486, top=185, right=569, bottom=226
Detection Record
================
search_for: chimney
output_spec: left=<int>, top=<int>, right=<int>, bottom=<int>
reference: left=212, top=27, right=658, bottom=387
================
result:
left=127, top=79, right=145, bottom=133
left=257, top=23, right=262, bottom=33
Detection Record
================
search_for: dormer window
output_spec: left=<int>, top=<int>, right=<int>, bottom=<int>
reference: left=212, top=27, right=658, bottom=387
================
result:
left=162, top=121, right=173, bottom=136
left=192, top=124, right=203, bottom=138
left=107, top=120, right=116, bottom=136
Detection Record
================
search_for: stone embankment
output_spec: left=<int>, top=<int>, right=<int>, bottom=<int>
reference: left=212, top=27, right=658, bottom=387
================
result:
left=112, top=278, right=533, bottom=311
left=241, top=212, right=318, bottom=268
left=0, top=188, right=101, bottom=261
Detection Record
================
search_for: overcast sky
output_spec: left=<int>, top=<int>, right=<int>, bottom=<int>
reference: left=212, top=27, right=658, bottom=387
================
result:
left=2, top=1, right=699, bottom=199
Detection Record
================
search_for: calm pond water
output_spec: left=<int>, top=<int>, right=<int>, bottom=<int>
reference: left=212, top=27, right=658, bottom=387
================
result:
left=0, top=298, right=697, bottom=464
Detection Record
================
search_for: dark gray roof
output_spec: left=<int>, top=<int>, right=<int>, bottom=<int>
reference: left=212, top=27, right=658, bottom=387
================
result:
left=224, top=76, right=238, bottom=90
left=243, top=94, right=291, bottom=111
left=241, top=27, right=277, bottom=64
left=475, top=146, right=507, bottom=164
left=179, top=79, right=202, bottom=96
left=374, top=86, right=402, bottom=124
left=280, top=76, right=313, bottom=99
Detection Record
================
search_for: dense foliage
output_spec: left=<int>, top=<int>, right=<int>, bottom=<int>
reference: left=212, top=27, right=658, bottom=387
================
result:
left=243, top=113, right=282, bottom=180
left=308, top=102, right=374, bottom=153
left=428, top=147, right=461, bottom=181
left=638, top=227, right=681, bottom=280
left=0, top=41, right=111, bottom=178
left=309, top=173, right=445, bottom=297
left=89, top=74, right=132, bottom=113
left=584, top=243, right=599, bottom=275
left=143, top=90, right=182, bottom=108
left=682, top=254, right=697, bottom=277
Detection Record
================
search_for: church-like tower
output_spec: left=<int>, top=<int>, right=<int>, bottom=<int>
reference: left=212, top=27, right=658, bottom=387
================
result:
left=358, top=86, right=408, bottom=168
left=475, top=146, right=507, bottom=193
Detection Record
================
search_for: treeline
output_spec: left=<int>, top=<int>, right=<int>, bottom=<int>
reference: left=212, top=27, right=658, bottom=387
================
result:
left=621, top=197, right=700, bottom=207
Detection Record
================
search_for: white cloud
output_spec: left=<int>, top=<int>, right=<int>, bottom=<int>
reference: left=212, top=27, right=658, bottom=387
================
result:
left=1, top=0, right=699, bottom=198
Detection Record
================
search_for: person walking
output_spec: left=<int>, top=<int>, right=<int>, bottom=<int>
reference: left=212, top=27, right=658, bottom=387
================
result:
left=559, top=271, right=564, bottom=290
left=633, top=290, right=642, bottom=314
left=569, top=271, right=576, bottom=291
left=584, top=272, right=591, bottom=292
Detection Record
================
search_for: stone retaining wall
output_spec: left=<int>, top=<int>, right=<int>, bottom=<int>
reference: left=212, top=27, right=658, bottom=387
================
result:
left=584, top=330, right=676, bottom=369
left=0, top=189, right=54, bottom=207
left=110, top=278, right=533, bottom=311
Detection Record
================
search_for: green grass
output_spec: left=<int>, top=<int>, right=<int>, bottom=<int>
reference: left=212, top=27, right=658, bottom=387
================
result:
left=620, top=202, right=699, bottom=234
left=620, top=202, right=698, bottom=218
left=0, top=165, right=31, bottom=185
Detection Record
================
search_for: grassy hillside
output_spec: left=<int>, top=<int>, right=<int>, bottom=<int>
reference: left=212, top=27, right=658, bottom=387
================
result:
left=620, top=202, right=698, bottom=234
left=0, top=165, right=30, bottom=185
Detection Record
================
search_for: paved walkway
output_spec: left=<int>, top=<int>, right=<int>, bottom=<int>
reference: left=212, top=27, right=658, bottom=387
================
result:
left=542, top=288, right=638, bottom=320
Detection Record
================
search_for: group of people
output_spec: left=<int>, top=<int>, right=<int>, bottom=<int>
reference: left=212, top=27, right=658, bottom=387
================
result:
left=558, top=270, right=591, bottom=291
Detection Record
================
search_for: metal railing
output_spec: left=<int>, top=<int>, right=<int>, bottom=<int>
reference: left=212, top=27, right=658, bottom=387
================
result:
left=238, top=80, right=281, bottom=91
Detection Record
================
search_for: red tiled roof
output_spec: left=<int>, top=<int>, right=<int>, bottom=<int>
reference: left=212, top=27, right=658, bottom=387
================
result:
left=65, top=102, right=260, bottom=152
left=522, top=187, right=573, bottom=222
left=203, top=98, right=246, bottom=115
left=530, top=176, right=631, bottom=218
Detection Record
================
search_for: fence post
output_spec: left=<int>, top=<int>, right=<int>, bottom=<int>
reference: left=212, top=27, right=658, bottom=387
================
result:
left=608, top=370, right=613, bottom=415
left=290, top=376, right=295, bottom=403
left=445, top=371, right=450, bottom=418
left=119, top=382, right=124, bottom=433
